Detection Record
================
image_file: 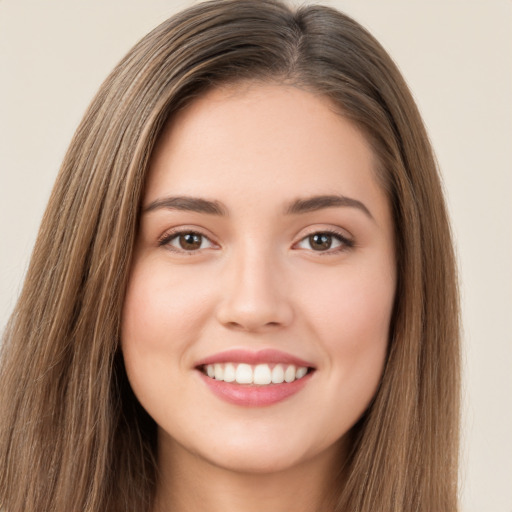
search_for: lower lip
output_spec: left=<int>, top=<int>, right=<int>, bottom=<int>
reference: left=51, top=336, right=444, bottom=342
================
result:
left=198, top=371, right=313, bottom=407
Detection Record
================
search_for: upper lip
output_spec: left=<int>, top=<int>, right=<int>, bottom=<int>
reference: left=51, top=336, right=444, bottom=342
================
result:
left=195, top=348, right=315, bottom=368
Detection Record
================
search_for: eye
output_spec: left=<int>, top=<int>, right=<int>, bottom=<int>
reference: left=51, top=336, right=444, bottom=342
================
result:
left=159, top=230, right=216, bottom=252
left=295, top=231, right=353, bottom=252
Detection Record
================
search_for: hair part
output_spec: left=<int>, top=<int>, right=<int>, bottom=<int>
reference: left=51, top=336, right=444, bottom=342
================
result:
left=0, top=1, right=460, bottom=510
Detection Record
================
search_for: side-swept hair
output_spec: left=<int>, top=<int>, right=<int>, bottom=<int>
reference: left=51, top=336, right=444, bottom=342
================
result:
left=0, top=1, right=459, bottom=510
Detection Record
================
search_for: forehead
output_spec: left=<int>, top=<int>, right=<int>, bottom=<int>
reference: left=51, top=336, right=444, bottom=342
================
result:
left=145, top=83, right=386, bottom=219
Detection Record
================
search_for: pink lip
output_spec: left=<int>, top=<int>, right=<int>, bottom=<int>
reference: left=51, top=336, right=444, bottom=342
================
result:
left=198, top=371, right=314, bottom=407
left=195, top=349, right=315, bottom=407
left=195, top=348, right=314, bottom=368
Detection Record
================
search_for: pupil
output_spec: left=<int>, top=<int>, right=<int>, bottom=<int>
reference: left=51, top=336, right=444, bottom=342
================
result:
left=310, top=233, right=332, bottom=251
left=180, top=233, right=202, bottom=250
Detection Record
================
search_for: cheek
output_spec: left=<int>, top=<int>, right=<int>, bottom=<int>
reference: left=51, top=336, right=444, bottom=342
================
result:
left=122, top=260, right=211, bottom=350
left=120, top=260, right=213, bottom=404
left=302, top=260, right=395, bottom=385
left=306, top=261, right=394, bottom=335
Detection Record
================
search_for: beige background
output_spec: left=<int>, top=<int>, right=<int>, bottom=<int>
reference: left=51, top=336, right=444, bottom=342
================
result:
left=1, top=1, right=511, bottom=510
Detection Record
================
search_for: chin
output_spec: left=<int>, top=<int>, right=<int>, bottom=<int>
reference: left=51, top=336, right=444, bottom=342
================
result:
left=199, top=449, right=312, bottom=476
left=162, top=423, right=346, bottom=477
left=215, top=444, right=309, bottom=474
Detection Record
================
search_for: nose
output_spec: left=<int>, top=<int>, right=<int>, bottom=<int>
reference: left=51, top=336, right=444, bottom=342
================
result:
left=215, top=246, right=294, bottom=332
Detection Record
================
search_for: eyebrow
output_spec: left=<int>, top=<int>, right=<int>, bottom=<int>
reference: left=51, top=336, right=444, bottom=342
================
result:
left=143, top=193, right=373, bottom=219
left=143, top=196, right=227, bottom=216
left=284, top=194, right=373, bottom=219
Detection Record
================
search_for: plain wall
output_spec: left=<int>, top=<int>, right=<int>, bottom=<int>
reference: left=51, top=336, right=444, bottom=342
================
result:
left=1, top=1, right=511, bottom=510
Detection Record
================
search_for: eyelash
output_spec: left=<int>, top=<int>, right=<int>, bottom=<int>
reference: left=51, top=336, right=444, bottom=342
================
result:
left=158, top=228, right=354, bottom=255
left=296, top=229, right=354, bottom=255
left=158, top=229, right=216, bottom=253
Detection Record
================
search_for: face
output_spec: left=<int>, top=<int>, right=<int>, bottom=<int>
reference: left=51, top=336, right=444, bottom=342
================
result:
left=121, top=83, right=396, bottom=475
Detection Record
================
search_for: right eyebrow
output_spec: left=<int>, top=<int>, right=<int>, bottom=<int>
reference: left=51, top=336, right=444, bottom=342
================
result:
left=142, top=196, right=228, bottom=216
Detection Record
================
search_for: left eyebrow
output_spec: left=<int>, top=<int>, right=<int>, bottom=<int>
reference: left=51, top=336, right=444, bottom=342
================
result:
left=284, top=194, right=374, bottom=220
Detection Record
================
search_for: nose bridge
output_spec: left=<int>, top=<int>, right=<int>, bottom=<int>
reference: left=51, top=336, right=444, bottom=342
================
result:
left=216, top=239, right=293, bottom=331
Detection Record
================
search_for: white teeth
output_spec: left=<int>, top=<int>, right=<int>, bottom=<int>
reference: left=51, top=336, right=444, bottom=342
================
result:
left=235, top=363, right=253, bottom=384
left=223, top=363, right=236, bottom=382
left=214, top=363, right=224, bottom=381
left=271, top=364, right=285, bottom=384
left=284, top=365, right=296, bottom=383
left=253, top=364, right=272, bottom=385
left=203, top=362, right=309, bottom=385
left=296, top=366, right=308, bottom=379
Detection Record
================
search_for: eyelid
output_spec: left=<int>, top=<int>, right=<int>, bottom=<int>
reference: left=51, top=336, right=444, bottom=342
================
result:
left=156, top=225, right=354, bottom=255
left=292, top=227, right=354, bottom=253
left=158, top=226, right=219, bottom=253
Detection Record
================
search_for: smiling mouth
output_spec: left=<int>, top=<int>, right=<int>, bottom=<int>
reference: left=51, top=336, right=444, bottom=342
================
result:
left=198, top=362, right=314, bottom=386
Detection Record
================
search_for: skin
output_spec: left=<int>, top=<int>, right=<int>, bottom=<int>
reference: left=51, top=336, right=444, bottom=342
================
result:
left=121, top=82, right=396, bottom=512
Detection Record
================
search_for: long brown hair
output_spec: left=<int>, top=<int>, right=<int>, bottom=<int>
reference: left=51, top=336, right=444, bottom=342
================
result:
left=0, top=1, right=460, bottom=510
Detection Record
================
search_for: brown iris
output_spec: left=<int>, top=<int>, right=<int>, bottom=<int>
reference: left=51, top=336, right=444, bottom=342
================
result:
left=309, top=233, right=333, bottom=251
left=179, top=233, right=203, bottom=250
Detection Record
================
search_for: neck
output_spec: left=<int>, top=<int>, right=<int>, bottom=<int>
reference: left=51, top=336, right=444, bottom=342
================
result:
left=153, top=433, right=345, bottom=512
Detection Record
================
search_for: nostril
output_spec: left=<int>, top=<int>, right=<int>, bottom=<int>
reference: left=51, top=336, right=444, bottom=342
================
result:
left=223, top=320, right=286, bottom=332
left=225, top=321, right=244, bottom=330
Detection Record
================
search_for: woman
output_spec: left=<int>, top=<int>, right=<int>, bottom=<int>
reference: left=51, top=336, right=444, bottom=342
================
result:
left=0, top=1, right=460, bottom=511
